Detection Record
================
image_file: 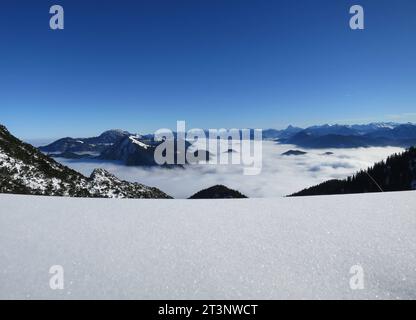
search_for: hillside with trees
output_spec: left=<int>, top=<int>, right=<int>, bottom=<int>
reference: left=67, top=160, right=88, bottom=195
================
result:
left=290, top=147, right=416, bottom=197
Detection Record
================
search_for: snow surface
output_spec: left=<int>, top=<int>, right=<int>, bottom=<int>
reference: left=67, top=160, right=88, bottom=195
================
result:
left=1, top=191, right=416, bottom=300
left=129, top=136, right=150, bottom=149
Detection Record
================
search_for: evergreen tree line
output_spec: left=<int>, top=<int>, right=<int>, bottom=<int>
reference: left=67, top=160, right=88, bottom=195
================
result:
left=290, top=147, right=416, bottom=196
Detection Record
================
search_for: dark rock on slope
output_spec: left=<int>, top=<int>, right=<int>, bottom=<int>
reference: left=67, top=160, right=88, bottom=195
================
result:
left=281, top=150, right=307, bottom=156
left=189, top=185, right=247, bottom=199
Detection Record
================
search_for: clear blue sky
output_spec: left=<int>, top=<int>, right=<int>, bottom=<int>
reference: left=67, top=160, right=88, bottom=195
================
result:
left=1, top=0, right=415, bottom=139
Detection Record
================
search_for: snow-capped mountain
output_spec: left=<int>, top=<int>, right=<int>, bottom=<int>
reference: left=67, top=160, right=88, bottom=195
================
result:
left=262, top=125, right=303, bottom=140
left=0, top=125, right=171, bottom=198
left=365, top=123, right=416, bottom=139
left=349, top=122, right=400, bottom=134
left=99, top=135, right=159, bottom=166
left=100, top=134, right=210, bottom=166
left=283, top=131, right=379, bottom=148
left=302, top=124, right=359, bottom=136
left=39, top=129, right=131, bottom=153
left=259, top=122, right=415, bottom=146
left=282, top=123, right=416, bottom=148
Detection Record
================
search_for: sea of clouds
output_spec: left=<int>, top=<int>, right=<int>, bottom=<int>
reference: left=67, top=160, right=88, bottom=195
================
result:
left=54, top=141, right=404, bottom=198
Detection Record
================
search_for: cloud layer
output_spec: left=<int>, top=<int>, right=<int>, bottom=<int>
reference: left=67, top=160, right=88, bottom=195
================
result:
left=56, top=142, right=404, bottom=198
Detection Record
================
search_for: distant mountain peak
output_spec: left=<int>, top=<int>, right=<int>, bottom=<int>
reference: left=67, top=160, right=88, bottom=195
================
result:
left=105, top=129, right=129, bottom=133
left=285, top=124, right=302, bottom=130
left=39, top=129, right=132, bottom=153
left=99, top=129, right=131, bottom=136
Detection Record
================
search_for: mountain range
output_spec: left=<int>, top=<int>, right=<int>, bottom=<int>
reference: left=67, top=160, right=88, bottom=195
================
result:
left=0, top=125, right=171, bottom=199
left=39, top=123, right=416, bottom=162
left=264, top=122, right=401, bottom=139
left=40, top=130, right=211, bottom=166
left=1, top=124, right=237, bottom=199
left=2, top=122, right=415, bottom=199
left=278, top=123, right=416, bottom=148
left=39, top=129, right=131, bottom=153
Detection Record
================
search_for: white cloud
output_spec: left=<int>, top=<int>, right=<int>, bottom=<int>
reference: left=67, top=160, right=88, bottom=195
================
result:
left=56, top=142, right=404, bottom=198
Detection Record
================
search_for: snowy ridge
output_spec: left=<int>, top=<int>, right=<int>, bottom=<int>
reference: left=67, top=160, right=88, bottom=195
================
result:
left=89, top=168, right=166, bottom=198
left=129, top=135, right=150, bottom=149
left=0, top=124, right=171, bottom=199
left=38, top=129, right=131, bottom=153
left=0, top=150, right=79, bottom=195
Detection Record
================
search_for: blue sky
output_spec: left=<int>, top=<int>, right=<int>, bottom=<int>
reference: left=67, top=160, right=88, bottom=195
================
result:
left=1, top=0, right=415, bottom=139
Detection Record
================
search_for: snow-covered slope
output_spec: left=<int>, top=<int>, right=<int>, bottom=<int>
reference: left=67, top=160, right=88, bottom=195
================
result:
left=1, top=191, right=415, bottom=299
left=0, top=124, right=170, bottom=199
